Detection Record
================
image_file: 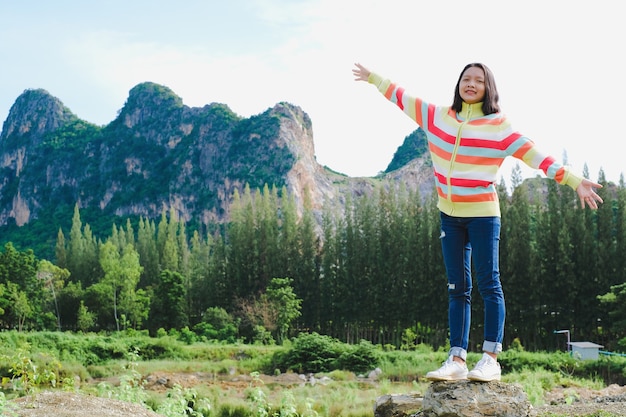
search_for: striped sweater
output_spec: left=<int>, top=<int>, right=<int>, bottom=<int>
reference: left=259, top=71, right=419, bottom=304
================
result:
left=368, top=72, right=583, bottom=217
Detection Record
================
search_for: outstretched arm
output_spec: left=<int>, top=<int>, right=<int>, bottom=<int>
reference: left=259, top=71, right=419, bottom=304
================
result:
left=576, top=179, right=603, bottom=209
left=352, top=62, right=427, bottom=127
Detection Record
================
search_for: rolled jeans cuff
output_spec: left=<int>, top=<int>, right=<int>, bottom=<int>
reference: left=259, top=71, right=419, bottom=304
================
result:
left=483, top=341, right=502, bottom=354
left=449, top=346, right=467, bottom=361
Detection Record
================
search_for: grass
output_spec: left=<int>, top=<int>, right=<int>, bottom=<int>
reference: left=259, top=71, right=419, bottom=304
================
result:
left=1, top=332, right=625, bottom=416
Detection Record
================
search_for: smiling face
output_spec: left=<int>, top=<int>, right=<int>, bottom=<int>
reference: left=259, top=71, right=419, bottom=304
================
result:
left=458, top=66, right=486, bottom=104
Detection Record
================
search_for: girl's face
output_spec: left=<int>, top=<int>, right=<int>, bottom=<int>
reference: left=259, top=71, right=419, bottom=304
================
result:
left=459, top=66, right=486, bottom=104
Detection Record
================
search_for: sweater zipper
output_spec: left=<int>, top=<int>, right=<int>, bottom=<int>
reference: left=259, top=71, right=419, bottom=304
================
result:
left=447, top=106, right=472, bottom=208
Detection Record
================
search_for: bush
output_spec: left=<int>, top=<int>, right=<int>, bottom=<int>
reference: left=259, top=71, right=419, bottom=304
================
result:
left=192, top=307, right=239, bottom=343
left=178, top=326, right=198, bottom=345
left=269, top=332, right=337, bottom=373
left=337, top=340, right=381, bottom=374
left=270, top=332, right=380, bottom=374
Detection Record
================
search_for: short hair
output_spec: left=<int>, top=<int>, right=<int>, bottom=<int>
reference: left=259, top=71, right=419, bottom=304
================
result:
left=451, top=63, right=500, bottom=115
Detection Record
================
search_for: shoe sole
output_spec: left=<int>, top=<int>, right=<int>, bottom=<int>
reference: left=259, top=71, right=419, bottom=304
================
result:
left=467, top=375, right=501, bottom=382
left=426, top=375, right=468, bottom=381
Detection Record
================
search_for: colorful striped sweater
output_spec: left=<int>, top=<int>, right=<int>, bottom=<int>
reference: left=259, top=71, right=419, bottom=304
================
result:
left=368, top=72, right=583, bottom=217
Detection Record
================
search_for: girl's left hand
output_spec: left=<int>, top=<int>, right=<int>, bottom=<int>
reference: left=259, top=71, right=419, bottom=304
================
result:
left=576, top=178, right=603, bottom=209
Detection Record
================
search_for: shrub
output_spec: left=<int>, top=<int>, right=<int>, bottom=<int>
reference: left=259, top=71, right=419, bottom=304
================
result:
left=178, top=326, right=198, bottom=345
left=282, top=332, right=341, bottom=373
left=337, top=340, right=381, bottom=374
left=193, top=307, right=239, bottom=343
left=270, top=332, right=381, bottom=374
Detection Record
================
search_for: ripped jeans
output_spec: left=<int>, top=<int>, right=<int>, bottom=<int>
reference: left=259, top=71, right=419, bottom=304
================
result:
left=440, top=212, right=505, bottom=360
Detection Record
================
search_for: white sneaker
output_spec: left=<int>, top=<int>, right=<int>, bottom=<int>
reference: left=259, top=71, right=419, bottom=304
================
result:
left=425, top=356, right=468, bottom=381
left=467, top=353, right=501, bottom=382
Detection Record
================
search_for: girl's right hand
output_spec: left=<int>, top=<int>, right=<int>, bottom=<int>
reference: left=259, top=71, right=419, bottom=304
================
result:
left=353, top=63, right=371, bottom=82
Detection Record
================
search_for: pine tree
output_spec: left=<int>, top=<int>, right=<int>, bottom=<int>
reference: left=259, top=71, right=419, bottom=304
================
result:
left=150, top=269, right=188, bottom=331
left=137, top=217, right=159, bottom=288
left=188, top=230, right=211, bottom=323
left=67, top=204, right=86, bottom=283
left=292, top=187, right=320, bottom=332
left=55, top=229, right=68, bottom=269
left=500, top=173, right=534, bottom=349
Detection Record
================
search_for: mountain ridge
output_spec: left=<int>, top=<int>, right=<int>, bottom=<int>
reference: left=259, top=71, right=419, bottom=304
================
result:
left=0, top=83, right=434, bottom=255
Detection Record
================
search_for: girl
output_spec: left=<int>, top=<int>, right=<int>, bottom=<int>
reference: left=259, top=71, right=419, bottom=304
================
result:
left=353, top=62, right=603, bottom=381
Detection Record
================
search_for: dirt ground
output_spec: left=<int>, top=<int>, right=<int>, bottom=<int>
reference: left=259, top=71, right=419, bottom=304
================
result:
left=7, top=372, right=626, bottom=417
left=534, top=383, right=626, bottom=416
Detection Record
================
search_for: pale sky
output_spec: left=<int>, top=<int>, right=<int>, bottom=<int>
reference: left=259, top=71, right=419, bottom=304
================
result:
left=1, top=0, right=623, bottom=185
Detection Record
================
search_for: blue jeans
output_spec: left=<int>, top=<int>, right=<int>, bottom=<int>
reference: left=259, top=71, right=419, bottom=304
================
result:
left=440, top=212, right=505, bottom=360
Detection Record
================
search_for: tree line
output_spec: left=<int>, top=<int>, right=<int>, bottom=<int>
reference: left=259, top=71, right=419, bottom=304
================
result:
left=1, top=165, right=625, bottom=352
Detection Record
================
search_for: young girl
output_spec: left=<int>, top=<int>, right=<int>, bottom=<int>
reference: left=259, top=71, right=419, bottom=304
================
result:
left=353, top=62, right=603, bottom=382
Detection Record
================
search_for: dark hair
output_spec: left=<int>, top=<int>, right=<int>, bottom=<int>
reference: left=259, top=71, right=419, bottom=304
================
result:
left=451, top=63, right=500, bottom=115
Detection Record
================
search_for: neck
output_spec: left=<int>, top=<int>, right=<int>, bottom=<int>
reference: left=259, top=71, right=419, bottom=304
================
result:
left=460, top=101, right=485, bottom=118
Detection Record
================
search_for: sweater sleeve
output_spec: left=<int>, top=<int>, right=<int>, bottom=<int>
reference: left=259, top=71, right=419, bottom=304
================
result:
left=561, top=168, right=584, bottom=191
left=367, top=72, right=426, bottom=128
left=512, top=135, right=584, bottom=191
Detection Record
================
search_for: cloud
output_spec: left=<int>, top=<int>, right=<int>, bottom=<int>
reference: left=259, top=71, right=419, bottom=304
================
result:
left=2, top=0, right=624, bottom=181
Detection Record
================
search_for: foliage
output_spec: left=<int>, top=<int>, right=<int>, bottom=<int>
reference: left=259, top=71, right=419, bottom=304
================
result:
left=2, top=334, right=626, bottom=416
left=1, top=347, right=60, bottom=394
left=264, top=278, right=302, bottom=344
left=77, top=300, right=96, bottom=332
left=269, top=332, right=379, bottom=374
left=193, top=307, right=239, bottom=343
left=0, top=391, right=18, bottom=416
left=1, top=167, right=625, bottom=355
left=384, top=128, right=429, bottom=173
left=337, top=340, right=381, bottom=374
left=150, top=270, right=188, bottom=332
left=156, top=384, right=212, bottom=417
left=599, top=282, right=626, bottom=338
left=96, top=348, right=148, bottom=405
left=247, top=371, right=319, bottom=417
left=0, top=331, right=187, bottom=369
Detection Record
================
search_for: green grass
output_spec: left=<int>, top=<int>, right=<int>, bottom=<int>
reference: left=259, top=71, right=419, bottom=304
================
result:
left=1, top=331, right=625, bottom=417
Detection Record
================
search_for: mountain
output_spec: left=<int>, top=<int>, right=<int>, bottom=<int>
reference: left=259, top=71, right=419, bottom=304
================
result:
left=0, top=83, right=434, bottom=256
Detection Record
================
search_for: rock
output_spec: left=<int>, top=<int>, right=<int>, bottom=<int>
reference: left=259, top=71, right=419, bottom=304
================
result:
left=374, top=393, right=424, bottom=417
left=374, top=381, right=534, bottom=417
left=368, top=367, right=383, bottom=380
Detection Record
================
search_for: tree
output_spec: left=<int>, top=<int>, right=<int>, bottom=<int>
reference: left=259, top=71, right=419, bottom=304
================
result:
left=14, top=292, right=32, bottom=332
left=149, top=269, right=188, bottom=331
left=264, top=277, right=302, bottom=344
left=67, top=204, right=86, bottom=280
left=99, top=241, right=144, bottom=331
left=57, top=281, right=85, bottom=331
left=0, top=243, right=44, bottom=329
left=291, top=188, right=321, bottom=331
left=77, top=300, right=95, bottom=332
left=37, top=260, right=70, bottom=331
left=55, top=228, right=68, bottom=269
left=500, top=179, right=534, bottom=348
left=0, top=283, right=7, bottom=318
left=137, top=217, right=159, bottom=288
left=193, top=306, right=239, bottom=343
left=188, top=231, right=212, bottom=322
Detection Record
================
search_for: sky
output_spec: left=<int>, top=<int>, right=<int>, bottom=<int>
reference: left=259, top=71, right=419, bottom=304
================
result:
left=1, top=0, right=624, bottom=186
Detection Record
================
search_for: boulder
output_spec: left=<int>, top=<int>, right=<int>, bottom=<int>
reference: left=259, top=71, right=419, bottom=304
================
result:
left=374, top=393, right=424, bottom=417
left=374, top=381, right=535, bottom=417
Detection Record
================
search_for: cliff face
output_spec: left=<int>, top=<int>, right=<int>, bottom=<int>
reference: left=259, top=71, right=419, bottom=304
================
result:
left=0, top=83, right=434, bottom=230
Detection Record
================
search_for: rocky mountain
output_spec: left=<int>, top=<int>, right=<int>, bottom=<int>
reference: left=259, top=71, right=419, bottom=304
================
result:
left=0, top=82, right=434, bottom=252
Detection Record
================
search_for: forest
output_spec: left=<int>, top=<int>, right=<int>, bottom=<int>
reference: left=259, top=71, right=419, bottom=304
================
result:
left=1, top=165, right=625, bottom=354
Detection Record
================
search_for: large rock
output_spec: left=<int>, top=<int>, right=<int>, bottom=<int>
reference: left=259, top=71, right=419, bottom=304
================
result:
left=375, top=381, right=535, bottom=417
left=374, top=393, right=424, bottom=417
